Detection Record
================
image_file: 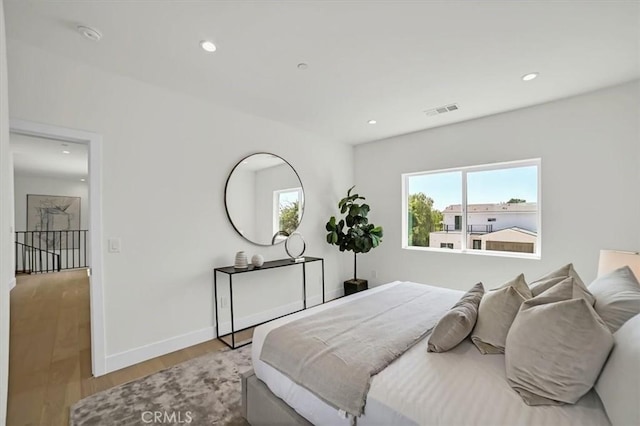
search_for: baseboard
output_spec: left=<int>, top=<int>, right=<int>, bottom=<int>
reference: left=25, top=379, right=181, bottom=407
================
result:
left=313, top=288, right=345, bottom=304
left=9, top=277, right=16, bottom=291
left=104, top=288, right=343, bottom=374
left=105, top=326, right=216, bottom=373
left=323, top=287, right=343, bottom=302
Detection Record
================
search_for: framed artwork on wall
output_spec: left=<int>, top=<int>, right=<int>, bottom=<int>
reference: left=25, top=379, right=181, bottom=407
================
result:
left=27, top=194, right=81, bottom=249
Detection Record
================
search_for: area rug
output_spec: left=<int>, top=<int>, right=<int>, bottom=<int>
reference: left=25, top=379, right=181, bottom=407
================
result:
left=70, top=345, right=252, bottom=425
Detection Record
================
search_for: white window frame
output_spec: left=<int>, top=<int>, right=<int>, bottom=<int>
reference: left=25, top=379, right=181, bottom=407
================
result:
left=401, top=158, right=542, bottom=259
left=272, top=187, right=304, bottom=238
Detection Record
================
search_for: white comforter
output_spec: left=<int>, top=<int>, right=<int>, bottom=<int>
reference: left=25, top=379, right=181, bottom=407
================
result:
left=252, top=281, right=611, bottom=426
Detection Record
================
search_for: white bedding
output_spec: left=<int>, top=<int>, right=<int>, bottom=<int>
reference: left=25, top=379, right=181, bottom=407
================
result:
left=252, top=281, right=611, bottom=426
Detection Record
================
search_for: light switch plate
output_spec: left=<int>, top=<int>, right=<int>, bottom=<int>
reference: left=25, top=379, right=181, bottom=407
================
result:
left=108, top=238, right=121, bottom=253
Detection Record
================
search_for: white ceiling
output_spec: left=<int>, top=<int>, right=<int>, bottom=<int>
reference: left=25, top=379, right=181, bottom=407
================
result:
left=10, top=133, right=88, bottom=180
left=4, top=1, right=639, bottom=145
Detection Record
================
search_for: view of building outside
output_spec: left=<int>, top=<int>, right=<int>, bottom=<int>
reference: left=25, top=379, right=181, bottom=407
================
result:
left=407, top=165, right=538, bottom=254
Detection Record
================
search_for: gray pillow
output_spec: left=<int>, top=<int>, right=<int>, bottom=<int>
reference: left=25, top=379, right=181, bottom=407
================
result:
left=589, top=266, right=640, bottom=333
left=534, top=276, right=594, bottom=303
left=529, top=263, right=595, bottom=305
left=528, top=276, right=566, bottom=296
left=471, top=275, right=529, bottom=354
left=595, top=313, right=640, bottom=426
left=505, top=287, right=614, bottom=406
left=428, top=282, right=485, bottom=353
left=492, top=273, right=531, bottom=299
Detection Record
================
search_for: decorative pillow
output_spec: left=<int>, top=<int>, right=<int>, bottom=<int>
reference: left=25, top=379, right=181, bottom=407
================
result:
left=588, top=266, right=640, bottom=332
left=534, top=276, right=594, bottom=303
left=491, top=273, right=532, bottom=299
left=471, top=275, right=529, bottom=354
left=595, top=313, right=640, bottom=426
left=529, top=263, right=595, bottom=305
left=427, top=282, right=485, bottom=353
left=527, top=275, right=566, bottom=296
left=505, top=285, right=614, bottom=406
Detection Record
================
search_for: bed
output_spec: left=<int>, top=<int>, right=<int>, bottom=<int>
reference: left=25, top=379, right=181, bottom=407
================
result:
left=243, top=281, right=621, bottom=426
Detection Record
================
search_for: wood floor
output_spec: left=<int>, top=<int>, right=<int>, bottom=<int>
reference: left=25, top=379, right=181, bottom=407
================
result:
left=7, top=270, right=237, bottom=426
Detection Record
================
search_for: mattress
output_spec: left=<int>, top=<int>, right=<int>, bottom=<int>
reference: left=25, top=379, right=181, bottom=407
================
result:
left=252, top=281, right=611, bottom=426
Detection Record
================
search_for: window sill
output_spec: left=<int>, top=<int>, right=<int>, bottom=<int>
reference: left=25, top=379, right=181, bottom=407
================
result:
left=402, top=245, right=541, bottom=260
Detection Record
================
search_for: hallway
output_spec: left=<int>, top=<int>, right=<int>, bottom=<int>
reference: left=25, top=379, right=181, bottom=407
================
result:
left=8, top=269, right=90, bottom=424
left=7, top=269, right=230, bottom=425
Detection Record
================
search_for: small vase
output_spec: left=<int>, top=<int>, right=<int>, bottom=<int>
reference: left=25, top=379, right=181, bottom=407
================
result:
left=234, top=251, right=248, bottom=269
left=251, top=254, right=264, bottom=267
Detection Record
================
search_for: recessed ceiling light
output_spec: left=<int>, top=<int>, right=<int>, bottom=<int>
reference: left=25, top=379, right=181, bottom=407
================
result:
left=297, top=63, right=308, bottom=70
left=368, top=120, right=377, bottom=125
left=77, top=25, right=102, bottom=42
left=200, top=40, right=217, bottom=53
left=522, top=72, right=539, bottom=81
left=80, top=178, right=86, bottom=182
left=62, top=150, right=71, bottom=154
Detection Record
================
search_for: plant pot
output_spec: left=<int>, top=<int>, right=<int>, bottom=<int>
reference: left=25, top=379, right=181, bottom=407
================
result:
left=344, top=278, right=368, bottom=296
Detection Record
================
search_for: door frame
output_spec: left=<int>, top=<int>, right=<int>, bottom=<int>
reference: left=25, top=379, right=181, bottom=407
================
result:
left=9, top=118, right=107, bottom=376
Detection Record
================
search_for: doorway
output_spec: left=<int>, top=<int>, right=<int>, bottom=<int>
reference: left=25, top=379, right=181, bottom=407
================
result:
left=8, top=119, right=105, bottom=377
left=11, top=133, right=90, bottom=273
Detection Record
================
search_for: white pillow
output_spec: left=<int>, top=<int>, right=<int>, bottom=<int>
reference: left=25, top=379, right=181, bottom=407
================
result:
left=589, top=266, right=640, bottom=332
left=595, top=313, right=640, bottom=426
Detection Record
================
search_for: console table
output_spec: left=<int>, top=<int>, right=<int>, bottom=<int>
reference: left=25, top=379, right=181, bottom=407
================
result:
left=213, top=256, right=325, bottom=349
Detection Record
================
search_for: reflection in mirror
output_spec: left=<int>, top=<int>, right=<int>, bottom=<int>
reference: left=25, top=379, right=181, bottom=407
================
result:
left=225, top=153, right=304, bottom=246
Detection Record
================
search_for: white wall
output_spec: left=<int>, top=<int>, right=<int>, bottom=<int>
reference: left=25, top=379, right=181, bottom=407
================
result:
left=355, top=81, right=640, bottom=291
left=429, top=232, right=462, bottom=250
left=13, top=173, right=89, bottom=231
left=7, top=39, right=353, bottom=371
left=0, top=0, right=12, bottom=422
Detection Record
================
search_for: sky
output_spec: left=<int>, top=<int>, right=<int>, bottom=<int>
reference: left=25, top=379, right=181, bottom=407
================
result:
left=278, top=189, right=300, bottom=206
left=408, top=166, right=537, bottom=211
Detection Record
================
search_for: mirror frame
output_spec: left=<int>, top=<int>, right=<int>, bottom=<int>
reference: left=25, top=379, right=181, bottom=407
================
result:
left=224, top=152, right=305, bottom=246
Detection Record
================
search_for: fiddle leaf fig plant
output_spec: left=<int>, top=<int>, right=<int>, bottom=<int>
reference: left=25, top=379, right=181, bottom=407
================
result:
left=326, top=186, right=383, bottom=280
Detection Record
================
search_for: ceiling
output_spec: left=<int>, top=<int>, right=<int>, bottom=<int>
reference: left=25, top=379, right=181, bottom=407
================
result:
left=10, top=133, right=88, bottom=180
left=4, top=1, right=639, bottom=145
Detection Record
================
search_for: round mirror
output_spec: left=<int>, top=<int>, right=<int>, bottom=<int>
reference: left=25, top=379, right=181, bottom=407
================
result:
left=225, top=153, right=305, bottom=246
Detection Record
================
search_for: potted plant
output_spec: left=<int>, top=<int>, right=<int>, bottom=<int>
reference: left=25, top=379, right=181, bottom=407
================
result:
left=325, top=186, right=383, bottom=294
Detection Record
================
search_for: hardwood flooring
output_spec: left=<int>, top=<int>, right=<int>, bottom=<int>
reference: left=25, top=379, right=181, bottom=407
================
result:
left=8, top=270, right=246, bottom=426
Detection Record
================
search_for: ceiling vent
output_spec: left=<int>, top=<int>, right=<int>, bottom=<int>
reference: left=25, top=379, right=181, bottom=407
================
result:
left=424, top=103, right=460, bottom=117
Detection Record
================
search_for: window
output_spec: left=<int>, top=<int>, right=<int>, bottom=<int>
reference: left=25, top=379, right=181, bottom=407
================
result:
left=273, top=188, right=303, bottom=241
left=406, top=170, right=462, bottom=248
left=454, top=215, right=462, bottom=230
left=403, top=159, right=540, bottom=258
